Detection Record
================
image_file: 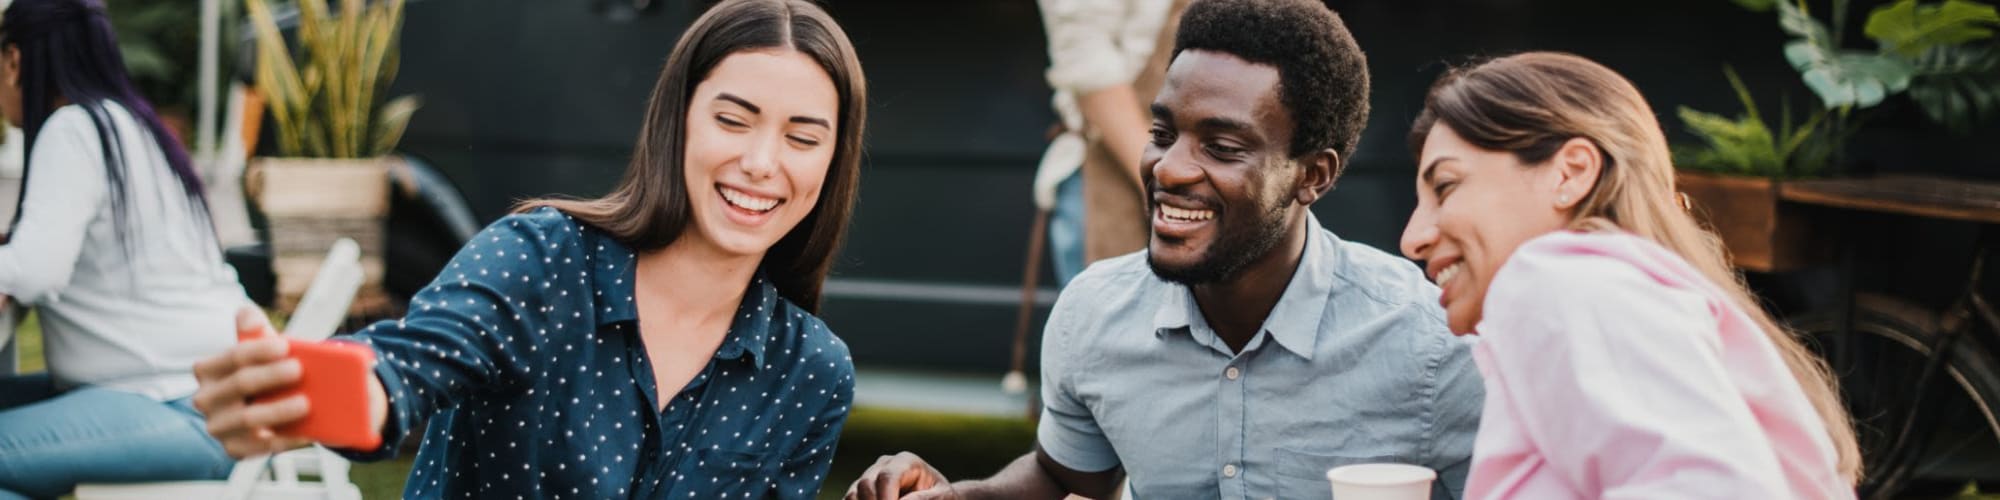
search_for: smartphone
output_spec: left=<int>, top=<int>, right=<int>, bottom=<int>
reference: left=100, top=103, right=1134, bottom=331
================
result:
left=240, top=238, right=382, bottom=450
left=251, top=337, right=381, bottom=450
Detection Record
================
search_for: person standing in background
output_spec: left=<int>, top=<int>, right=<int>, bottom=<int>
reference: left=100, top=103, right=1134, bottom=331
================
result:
left=1034, top=0, right=1185, bottom=285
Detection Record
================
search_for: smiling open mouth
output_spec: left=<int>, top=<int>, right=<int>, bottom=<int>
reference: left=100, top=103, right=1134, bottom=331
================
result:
left=1435, top=261, right=1465, bottom=289
left=718, top=185, right=782, bottom=214
left=1158, top=205, right=1214, bottom=222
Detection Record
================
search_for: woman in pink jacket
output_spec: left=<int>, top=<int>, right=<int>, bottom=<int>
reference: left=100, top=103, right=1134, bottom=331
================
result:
left=1398, top=52, right=1862, bottom=499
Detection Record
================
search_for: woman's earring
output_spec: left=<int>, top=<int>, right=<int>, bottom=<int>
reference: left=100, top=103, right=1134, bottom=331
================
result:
left=1558, top=194, right=1571, bottom=205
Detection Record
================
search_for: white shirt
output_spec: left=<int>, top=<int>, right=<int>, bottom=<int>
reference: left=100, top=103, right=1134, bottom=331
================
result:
left=0, top=125, right=24, bottom=229
left=0, top=103, right=243, bottom=400
left=1032, top=0, right=1175, bottom=209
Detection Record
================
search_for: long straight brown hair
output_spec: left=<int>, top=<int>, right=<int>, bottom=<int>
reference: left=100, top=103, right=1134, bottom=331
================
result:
left=1410, top=52, right=1863, bottom=481
left=520, top=0, right=865, bottom=313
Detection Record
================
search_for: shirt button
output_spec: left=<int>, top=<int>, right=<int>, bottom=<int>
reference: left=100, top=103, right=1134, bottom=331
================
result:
left=1223, top=463, right=1238, bottom=478
left=1224, top=366, right=1241, bottom=380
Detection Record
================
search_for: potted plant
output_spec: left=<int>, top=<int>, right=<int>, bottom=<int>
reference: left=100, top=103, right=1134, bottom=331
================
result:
left=244, top=0, right=419, bottom=314
left=1673, top=66, right=1839, bottom=272
left=1675, top=0, right=2000, bottom=272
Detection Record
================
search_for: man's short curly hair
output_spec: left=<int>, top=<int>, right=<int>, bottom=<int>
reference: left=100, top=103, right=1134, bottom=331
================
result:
left=1173, top=0, right=1370, bottom=166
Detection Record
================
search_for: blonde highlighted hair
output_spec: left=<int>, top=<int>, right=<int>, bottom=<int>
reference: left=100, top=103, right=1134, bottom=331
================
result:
left=1409, top=52, right=1862, bottom=481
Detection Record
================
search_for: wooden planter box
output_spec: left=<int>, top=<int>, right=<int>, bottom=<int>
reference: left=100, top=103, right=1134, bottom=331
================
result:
left=251, top=157, right=395, bottom=315
left=1675, top=171, right=1831, bottom=273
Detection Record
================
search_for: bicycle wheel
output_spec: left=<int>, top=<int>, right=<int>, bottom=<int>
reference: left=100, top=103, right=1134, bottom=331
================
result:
left=1792, top=293, right=2000, bottom=498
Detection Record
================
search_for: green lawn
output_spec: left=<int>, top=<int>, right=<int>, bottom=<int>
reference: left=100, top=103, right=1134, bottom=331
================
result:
left=352, top=457, right=417, bottom=499
left=14, top=310, right=40, bottom=372
left=10, top=316, right=1997, bottom=499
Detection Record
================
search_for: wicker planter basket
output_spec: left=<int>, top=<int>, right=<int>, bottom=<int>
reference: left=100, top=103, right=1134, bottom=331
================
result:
left=250, top=157, right=395, bottom=314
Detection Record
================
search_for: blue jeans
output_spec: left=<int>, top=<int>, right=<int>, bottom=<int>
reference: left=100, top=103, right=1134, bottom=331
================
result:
left=1049, top=172, right=1087, bottom=286
left=0, top=374, right=234, bottom=500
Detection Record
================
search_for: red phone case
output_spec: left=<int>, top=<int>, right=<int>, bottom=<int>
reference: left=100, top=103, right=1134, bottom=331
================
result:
left=245, top=336, right=382, bottom=451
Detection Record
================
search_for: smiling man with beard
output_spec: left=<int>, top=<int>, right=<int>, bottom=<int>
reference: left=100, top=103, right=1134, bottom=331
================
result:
left=848, top=1, right=1483, bottom=499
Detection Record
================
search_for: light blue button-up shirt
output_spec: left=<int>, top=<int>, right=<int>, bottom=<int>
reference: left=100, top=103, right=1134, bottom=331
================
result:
left=1038, top=215, right=1483, bottom=500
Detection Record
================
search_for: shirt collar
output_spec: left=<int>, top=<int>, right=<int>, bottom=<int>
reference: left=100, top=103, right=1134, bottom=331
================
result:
left=1151, top=284, right=1200, bottom=339
left=588, top=230, right=774, bottom=371
left=1149, top=212, right=1340, bottom=360
left=715, top=273, right=776, bottom=370
left=589, top=231, right=640, bottom=327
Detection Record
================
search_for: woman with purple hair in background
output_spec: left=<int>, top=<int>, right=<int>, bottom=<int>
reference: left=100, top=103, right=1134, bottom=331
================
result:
left=0, top=0, right=247, bottom=497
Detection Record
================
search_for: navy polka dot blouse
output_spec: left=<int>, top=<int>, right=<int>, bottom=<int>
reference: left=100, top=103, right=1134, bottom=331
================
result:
left=336, top=207, right=856, bottom=499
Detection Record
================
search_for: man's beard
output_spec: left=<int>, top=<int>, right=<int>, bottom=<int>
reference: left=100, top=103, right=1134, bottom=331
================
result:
left=1148, top=197, right=1290, bottom=285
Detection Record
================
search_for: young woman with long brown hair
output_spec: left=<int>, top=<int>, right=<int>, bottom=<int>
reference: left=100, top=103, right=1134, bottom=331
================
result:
left=190, top=0, right=867, bottom=497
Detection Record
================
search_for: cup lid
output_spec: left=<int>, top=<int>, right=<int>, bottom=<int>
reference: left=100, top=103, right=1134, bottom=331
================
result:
left=1326, top=463, right=1438, bottom=486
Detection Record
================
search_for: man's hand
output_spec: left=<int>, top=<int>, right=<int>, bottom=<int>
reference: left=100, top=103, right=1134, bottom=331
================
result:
left=846, top=452, right=958, bottom=500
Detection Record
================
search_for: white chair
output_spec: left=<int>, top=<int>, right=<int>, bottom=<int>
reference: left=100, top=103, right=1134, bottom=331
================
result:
left=74, top=446, right=363, bottom=500
left=76, top=239, right=369, bottom=500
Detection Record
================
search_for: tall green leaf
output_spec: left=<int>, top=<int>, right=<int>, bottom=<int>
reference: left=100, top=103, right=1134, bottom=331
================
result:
left=1864, top=0, right=2000, bottom=58
left=1785, top=43, right=1917, bottom=108
left=243, top=0, right=414, bottom=158
left=246, top=0, right=309, bottom=156
left=1908, top=44, right=2000, bottom=131
left=1724, top=65, right=1764, bottom=124
left=1676, top=62, right=1838, bottom=177
left=1779, top=108, right=1826, bottom=157
left=1779, top=0, right=1832, bottom=42
left=116, top=42, right=174, bottom=82
left=371, top=95, right=420, bottom=157
left=298, top=0, right=330, bottom=51
left=1778, top=0, right=1916, bottom=109
left=1676, top=106, right=1783, bottom=176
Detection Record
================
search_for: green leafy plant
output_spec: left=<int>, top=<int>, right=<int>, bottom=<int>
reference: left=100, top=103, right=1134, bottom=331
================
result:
left=244, top=0, right=419, bottom=158
left=1907, top=43, right=2000, bottom=131
left=109, top=1, right=183, bottom=93
left=109, top=1, right=238, bottom=110
left=1679, top=0, right=1999, bottom=176
left=107, top=0, right=241, bottom=143
left=1866, top=0, right=2000, bottom=57
left=1779, top=0, right=1917, bottom=109
left=1775, top=0, right=1998, bottom=122
left=1675, top=66, right=1833, bottom=178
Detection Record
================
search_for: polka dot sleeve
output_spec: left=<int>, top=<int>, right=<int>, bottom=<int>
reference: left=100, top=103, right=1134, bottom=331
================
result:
left=336, top=212, right=564, bottom=459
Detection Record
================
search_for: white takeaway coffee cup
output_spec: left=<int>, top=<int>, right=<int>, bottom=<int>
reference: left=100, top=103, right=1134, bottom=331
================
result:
left=1326, top=463, right=1436, bottom=500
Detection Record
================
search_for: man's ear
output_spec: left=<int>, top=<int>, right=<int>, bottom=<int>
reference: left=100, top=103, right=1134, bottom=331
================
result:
left=1294, top=148, right=1339, bottom=205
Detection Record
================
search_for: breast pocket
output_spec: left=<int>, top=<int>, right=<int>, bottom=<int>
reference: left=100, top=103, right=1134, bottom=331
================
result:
left=687, top=447, right=780, bottom=498
left=1277, top=449, right=1433, bottom=500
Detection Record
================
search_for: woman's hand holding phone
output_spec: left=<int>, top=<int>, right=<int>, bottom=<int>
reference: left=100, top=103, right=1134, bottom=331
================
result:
left=193, top=305, right=389, bottom=457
